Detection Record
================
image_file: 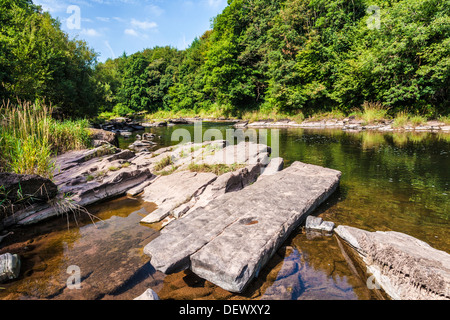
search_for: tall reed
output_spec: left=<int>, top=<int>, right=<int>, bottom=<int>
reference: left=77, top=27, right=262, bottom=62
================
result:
left=0, top=100, right=91, bottom=179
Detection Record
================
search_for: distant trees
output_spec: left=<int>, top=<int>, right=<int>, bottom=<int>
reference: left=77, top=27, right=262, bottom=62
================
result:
left=0, top=0, right=99, bottom=118
left=98, top=0, right=448, bottom=118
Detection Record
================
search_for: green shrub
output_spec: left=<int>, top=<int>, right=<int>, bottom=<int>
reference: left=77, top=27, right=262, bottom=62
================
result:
left=154, top=156, right=174, bottom=172
left=113, top=103, right=134, bottom=117
left=409, top=115, right=427, bottom=127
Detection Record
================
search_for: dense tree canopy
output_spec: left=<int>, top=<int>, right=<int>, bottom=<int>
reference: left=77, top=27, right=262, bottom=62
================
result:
left=1, top=0, right=449, bottom=118
left=0, top=0, right=99, bottom=117
left=99, top=0, right=448, bottom=117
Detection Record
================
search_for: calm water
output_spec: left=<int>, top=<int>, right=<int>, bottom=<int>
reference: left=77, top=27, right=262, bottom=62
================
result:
left=1, top=123, right=448, bottom=300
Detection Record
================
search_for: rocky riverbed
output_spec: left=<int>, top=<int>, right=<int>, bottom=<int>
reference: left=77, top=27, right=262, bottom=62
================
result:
left=1, top=127, right=449, bottom=300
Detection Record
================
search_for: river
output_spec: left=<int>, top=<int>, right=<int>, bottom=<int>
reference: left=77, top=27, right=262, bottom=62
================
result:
left=1, top=123, right=448, bottom=300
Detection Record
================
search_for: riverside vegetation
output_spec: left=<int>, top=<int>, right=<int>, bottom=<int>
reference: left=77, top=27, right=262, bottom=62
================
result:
left=1, top=0, right=449, bottom=123
left=1, top=0, right=449, bottom=178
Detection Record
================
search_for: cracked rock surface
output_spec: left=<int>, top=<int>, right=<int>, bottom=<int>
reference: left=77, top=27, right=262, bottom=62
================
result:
left=144, top=162, right=342, bottom=293
left=335, top=225, right=450, bottom=300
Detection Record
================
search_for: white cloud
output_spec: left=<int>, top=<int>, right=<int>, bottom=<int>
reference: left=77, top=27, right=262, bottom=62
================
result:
left=146, top=4, right=164, bottom=17
left=124, top=28, right=139, bottom=37
left=206, top=0, right=226, bottom=8
left=80, top=28, right=101, bottom=37
left=131, top=19, right=158, bottom=30
left=33, top=0, right=68, bottom=13
left=113, top=17, right=126, bottom=23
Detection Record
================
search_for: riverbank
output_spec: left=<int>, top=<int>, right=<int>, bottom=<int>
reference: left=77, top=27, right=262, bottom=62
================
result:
left=95, top=104, right=450, bottom=134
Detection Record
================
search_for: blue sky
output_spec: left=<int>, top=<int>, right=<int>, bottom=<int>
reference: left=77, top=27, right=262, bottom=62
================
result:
left=33, top=0, right=228, bottom=62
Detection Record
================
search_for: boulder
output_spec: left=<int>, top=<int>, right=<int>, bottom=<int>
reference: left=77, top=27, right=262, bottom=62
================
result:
left=335, top=225, right=450, bottom=300
left=305, top=216, right=335, bottom=233
left=260, top=157, right=284, bottom=177
left=0, top=253, right=21, bottom=283
left=0, top=173, right=58, bottom=203
left=88, top=128, right=119, bottom=147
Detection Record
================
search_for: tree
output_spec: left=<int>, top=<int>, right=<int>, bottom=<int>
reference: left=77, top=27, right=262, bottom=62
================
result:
left=0, top=0, right=99, bottom=117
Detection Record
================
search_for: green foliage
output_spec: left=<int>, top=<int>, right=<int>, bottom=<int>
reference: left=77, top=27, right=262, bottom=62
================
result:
left=153, top=156, right=174, bottom=172
left=0, top=0, right=100, bottom=117
left=392, top=111, right=410, bottom=129
left=1, top=0, right=448, bottom=120
left=112, top=103, right=134, bottom=117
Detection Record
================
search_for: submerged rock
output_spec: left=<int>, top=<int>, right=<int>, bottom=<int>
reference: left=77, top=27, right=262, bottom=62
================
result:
left=0, top=253, right=21, bottom=283
left=335, top=225, right=450, bottom=300
left=305, top=216, right=335, bottom=233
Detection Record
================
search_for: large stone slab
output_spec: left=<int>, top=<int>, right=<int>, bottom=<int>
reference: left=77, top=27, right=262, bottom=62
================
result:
left=144, top=161, right=341, bottom=292
left=139, top=141, right=273, bottom=226
left=335, top=225, right=450, bottom=300
left=3, top=145, right=153, bottom=227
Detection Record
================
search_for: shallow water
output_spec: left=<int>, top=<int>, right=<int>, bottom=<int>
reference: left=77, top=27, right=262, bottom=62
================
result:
left=1, top=123, right=448, bottom=300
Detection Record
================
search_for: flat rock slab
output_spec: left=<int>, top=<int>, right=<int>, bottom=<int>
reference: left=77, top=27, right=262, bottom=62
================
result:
left=144, top=161, right=341, bottom=293
left=335, top=225, right=450, bottom=300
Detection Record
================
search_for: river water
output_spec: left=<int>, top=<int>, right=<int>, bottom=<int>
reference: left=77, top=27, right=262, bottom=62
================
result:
left=1, top=123, right=448, bottom=300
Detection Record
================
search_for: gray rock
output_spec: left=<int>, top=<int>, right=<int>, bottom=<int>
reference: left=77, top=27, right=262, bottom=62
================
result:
left=260, top=157, right=284, bottom=177
left=140, top=171, right=217, bottom=224
left=305, top=216, right=335, bottom=233
left=88, top=128, right=119, bottom=147
left=0, top=253, right=21, bottom=283
left=106, top=150, right=135, bottom=162
left=134, top=288, right=160, bottom=300
left=335, top=225, right=450, bottom=300
left=144, top=161, right=341, bottom=293
left=0, top=173, right=58, bottom=203
left=3, top=146, right=153, bottom=227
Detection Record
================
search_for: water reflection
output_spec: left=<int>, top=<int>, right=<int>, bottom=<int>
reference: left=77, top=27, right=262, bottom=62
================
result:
left=1, top=125, right=448, bottom=300
left=0, top=197, right=162, bottom=300
left=121, top=124, right=449, bottom=251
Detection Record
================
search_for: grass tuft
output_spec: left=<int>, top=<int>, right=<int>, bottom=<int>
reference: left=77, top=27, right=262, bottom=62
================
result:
left=153, top=156, right=174, bottom=172
left=0, top=100, right=91, bottom=179
left=187, top=163, right=247, bottom=176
